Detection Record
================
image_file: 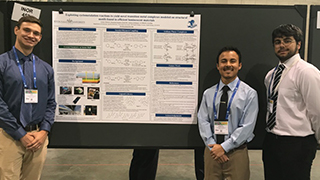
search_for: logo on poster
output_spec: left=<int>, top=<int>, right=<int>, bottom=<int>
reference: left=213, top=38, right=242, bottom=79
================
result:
left=188, top=20, right=197, bottom=28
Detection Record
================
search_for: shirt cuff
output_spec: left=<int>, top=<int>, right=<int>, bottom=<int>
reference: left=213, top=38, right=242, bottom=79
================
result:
left=206, top=137, right=216, bottom=150
left=221, top=138, right=235, bottom=153
left=40, top=120, right=52, bottom=133
left=10, top=126, right=27, bottom=140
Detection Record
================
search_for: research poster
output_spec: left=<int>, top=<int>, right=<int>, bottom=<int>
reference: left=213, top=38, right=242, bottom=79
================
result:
left=52, top=11, right=201, bottom=124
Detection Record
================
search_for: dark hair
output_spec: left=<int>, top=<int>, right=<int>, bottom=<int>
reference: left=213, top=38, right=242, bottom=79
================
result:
left=272, top=24, right=303, bottom=44
left=16, top=15, right=43, bottom=29
left=216, top=46, right=242, bottom=64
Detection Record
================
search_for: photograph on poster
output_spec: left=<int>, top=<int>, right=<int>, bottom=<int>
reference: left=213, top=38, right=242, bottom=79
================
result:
left=60, top=87, right=72, bottom=94
left=59, top=105, right=81, bottom=115
left=74, top=87, right=84, bottom=95
left=84, top=105, right=97, bottom=115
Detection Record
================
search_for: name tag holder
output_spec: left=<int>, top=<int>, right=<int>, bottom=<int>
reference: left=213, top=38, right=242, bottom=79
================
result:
left=24, top=89, right=38, bottom=103
left=214, top=119, right=228, bottom=135
left=267, top=99, right=274, bottom=113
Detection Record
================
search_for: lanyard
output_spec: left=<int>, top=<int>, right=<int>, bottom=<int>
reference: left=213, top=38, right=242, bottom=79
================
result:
left=12, top=46, right=37, bottom=89
left=213, top=79, right=240, bottom=120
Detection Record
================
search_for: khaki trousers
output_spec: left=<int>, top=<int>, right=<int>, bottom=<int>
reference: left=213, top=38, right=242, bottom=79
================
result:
left=204, top=146, right=250, bottom=180
left=0, top=128, right=48, bottom=180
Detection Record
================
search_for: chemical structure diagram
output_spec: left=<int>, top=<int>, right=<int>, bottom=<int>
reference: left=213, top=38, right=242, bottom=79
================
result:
left=105, top=59, right=146, bottom=67
left=159, top=42, right=197, bottom=62
left=163, top=53, right=172, bottom=62
left=105, top=43, right=147, bottom=51
left=182, top=43, right=197, bottom=63
left=163, top=43, right=172, bottom=51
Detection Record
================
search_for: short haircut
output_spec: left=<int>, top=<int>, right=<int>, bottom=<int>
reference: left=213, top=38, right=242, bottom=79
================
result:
left=16, top=15, right=43, bottom=29
left=216, top=46, right=242, bottom=64
left=272, top=24, right=303, bottom=44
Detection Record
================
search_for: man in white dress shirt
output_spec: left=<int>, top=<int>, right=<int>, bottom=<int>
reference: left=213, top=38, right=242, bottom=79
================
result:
left=263, top=24, right=320, bottom=180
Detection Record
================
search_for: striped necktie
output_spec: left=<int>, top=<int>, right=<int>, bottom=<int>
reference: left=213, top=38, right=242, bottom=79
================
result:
left=267, top=64, right=285, bottom=130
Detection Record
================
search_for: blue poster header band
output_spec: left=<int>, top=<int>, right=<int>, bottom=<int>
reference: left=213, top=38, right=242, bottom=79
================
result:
left=59, top=59, right=96, bottom=63
left=156, top=64, right=193, bottom=68
left=155, top=114, right=192, bottom=118
left=59, top=27, right=96, bottom=31
left=156, top=81, right=192, bottom=85
left=106, top=92, right=146, bottom=96
left=107, top=28, right=147, bottom=32
left=157, top=30, right=194, bottom=34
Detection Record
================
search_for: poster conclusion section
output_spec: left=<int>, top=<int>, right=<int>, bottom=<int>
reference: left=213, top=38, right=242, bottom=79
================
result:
left=52, top=11, right=201, bottom=124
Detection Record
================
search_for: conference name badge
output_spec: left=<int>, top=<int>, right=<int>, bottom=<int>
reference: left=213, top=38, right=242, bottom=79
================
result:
left=267, top=99, right=274, bottom=113
left=24, top=89, right=38, bottom=103
left=214, top=121, right=228, bottom=135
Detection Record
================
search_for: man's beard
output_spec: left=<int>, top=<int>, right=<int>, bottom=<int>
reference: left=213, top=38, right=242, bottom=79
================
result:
left=276, top=46, right=298, bottom=62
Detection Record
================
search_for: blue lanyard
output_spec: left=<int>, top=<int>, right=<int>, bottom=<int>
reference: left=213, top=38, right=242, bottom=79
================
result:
left=267, top=65, right=278, bottom=98
left=12, top=46, right=37, bottom=89
left=213, top=79, right=240, bottom=120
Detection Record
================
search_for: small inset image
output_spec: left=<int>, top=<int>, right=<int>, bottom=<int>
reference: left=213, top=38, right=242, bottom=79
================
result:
left=60, top=87, right=72, bottom=94
left=76, top=72, right=100, bottom=83
left=84, top=105, right=97, bottom=115
left=74, top=87, right=84, bottom=95
left=73, top=97, right=81, bottom=104
left=87, top=87, right=100, bottom=99
left=58, top=105, right=81, bottom=115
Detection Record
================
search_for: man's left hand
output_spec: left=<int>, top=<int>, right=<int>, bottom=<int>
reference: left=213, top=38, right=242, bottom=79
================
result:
left=216, top=154, right=229, bottom=164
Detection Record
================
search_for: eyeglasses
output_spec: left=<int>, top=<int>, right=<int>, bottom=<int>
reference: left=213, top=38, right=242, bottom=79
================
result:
left=273, top=39, right=295, bottom=47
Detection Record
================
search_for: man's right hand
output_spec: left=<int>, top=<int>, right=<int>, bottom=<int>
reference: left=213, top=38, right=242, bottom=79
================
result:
left=20, top=133, right=35, bottom=148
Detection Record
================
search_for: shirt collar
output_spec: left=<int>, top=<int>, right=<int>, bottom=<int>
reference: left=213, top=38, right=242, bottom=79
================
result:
left=218, top=76, right=239, bottom=92
left=14, top=47, right=32, bottom=61
left=279, top=53, right=300, bottom=69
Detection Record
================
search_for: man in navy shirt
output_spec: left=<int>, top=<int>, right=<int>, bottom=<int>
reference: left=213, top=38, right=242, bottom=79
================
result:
left=0, top=16, right=56, bottom=180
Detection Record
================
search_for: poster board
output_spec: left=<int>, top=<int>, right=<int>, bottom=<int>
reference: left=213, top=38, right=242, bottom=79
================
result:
left=308, top=5, right=320, bottom=69
left=0, top=2, right=307, bottom=148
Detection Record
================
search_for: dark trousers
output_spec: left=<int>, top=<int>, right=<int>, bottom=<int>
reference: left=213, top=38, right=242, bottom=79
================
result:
left=194, top=146, right=205, bottom=180
left=129, top=148, right=204, bottom=180
left=263, top=132, right=318, bottom=180
left=129, top=149, right=159, bottom=180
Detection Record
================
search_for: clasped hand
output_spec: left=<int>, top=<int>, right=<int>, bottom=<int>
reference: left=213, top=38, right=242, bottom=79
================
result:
left=208, top=144, right=229, bottom=164
left=20, top=130, right=48, bottom=152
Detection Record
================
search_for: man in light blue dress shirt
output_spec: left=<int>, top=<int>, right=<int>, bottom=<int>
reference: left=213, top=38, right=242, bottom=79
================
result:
left=198, top=46, right=259, bottom=180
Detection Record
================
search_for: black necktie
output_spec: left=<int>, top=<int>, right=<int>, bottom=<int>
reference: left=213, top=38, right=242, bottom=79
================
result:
left=217, top=85, right=229, bottom=144
left=267, top=64, right=285, bottom=130
left=19, top=56, right=33, bottom=127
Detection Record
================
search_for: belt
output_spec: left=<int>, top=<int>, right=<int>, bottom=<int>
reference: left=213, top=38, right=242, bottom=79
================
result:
left=228, top=143, right=247, bottom=153
left=266, top=132, right=314, bottom=140
left=24, top=124, right=39, bottom=132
